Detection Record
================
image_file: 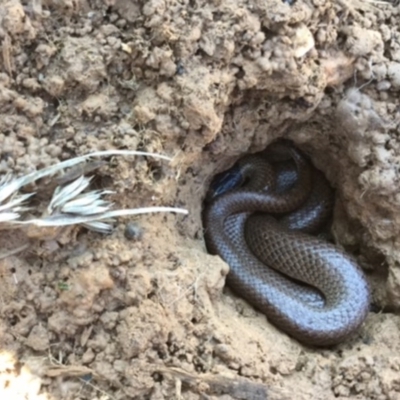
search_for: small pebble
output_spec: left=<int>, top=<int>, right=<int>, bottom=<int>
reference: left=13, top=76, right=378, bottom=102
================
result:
left=124, top=223, right=143, bottom=241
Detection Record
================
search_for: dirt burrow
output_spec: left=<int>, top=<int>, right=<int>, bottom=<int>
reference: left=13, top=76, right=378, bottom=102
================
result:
left=1, top=0, right=400, bottom=399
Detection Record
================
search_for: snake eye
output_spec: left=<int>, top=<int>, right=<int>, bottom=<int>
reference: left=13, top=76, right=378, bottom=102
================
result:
left=207, top=165, right=243, bottom=200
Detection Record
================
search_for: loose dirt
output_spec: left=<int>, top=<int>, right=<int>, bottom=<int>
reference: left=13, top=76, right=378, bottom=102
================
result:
left=1, top=0, right=400, bottom=399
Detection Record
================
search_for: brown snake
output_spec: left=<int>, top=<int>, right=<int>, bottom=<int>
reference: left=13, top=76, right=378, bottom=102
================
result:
left=203, top=141, right=370, bottom=346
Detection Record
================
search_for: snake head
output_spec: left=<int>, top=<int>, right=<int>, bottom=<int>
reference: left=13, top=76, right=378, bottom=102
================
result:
left=205, top=164, right=243, bottom=202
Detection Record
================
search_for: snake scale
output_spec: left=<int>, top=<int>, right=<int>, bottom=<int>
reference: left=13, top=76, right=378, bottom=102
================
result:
left=203, top=140, right=370, bottom=346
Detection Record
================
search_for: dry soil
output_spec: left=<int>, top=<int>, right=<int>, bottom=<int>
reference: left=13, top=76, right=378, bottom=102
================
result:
left=1, top=0, right=400, bottom=399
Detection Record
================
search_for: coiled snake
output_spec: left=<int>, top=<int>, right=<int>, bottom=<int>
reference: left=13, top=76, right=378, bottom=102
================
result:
left=203, top=141, right=370, bottom=346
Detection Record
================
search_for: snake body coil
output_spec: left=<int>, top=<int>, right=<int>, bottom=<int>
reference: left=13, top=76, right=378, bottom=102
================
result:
left=203, top=141, right=370, bottom=346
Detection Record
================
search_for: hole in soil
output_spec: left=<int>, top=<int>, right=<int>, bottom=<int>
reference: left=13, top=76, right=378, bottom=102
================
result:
left=201, top=138, right=371, bottom=344
left=152, top=372, right=164, bottom=382
left=9, top=315, right=19, bottom=326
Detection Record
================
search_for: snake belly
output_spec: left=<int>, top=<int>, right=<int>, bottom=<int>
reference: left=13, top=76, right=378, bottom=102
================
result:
left=203, top=142, right=370, bottom=346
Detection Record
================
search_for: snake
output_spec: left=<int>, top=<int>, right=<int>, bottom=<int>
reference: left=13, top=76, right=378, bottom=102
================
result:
left=203, top=140, right=370, bottom=346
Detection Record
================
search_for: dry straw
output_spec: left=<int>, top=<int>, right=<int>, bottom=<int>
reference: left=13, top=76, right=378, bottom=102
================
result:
left=0, top=150, right=188, bottom=233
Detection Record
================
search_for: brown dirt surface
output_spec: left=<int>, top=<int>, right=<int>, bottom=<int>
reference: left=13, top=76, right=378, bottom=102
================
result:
left=1, top=0, right=400, bottom=399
